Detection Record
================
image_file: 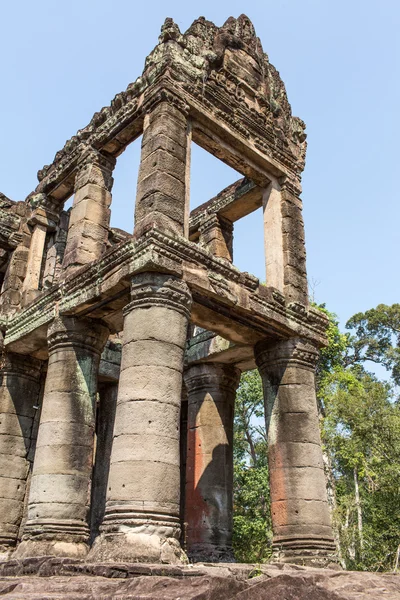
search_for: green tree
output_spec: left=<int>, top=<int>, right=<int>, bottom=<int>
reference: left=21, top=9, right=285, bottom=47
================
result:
left=232, top=370, right=272, bottom=562
left=347, top=303, right=400, bottom=385
left=317, top=304, right=400, bottom=571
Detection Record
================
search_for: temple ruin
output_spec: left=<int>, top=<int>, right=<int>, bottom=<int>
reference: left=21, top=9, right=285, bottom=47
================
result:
left=0, top=15, right=336, bottom=567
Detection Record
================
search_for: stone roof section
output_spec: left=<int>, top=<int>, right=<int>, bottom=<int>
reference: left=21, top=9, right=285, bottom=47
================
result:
left=29, top=15, right=306, bottom=211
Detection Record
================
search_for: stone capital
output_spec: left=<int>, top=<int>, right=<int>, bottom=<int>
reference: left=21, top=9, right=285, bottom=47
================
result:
left=255, top=337, right=319, bottom=374
left=47, top=316, right=109, bottom=356
left=184, top=363, right=241, bottom=395
left=124, top=273, right=192, bottom=319
left=74, top=147, right=116, bottom=192
left=0, top=351, right=42, bottom=381
left=143, top=89, right=190, bottom=119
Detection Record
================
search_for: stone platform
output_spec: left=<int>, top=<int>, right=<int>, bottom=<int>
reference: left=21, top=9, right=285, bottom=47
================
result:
left=0, top=559, right=399, bottom=599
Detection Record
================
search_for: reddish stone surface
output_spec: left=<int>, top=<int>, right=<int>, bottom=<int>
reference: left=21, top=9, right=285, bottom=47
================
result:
left=0, top=563, right=399, bottom=599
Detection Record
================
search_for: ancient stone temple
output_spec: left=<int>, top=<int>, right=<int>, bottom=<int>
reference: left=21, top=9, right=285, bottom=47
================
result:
left=0, top=15, right=336, bottom=568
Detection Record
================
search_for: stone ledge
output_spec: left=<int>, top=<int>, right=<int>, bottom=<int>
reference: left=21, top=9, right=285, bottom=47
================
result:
left=0, top=560, right=399, bottom=599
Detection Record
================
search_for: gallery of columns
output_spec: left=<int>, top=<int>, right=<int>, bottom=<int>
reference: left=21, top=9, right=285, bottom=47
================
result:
left=0, top=15, right=336, bottom=566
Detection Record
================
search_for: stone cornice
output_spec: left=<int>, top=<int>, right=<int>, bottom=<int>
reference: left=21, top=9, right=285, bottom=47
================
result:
left=3, top=230, right=328, bottom=353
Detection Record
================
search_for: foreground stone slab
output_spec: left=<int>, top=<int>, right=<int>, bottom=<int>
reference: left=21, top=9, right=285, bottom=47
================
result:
left=0, top=561, right=398, bottom=599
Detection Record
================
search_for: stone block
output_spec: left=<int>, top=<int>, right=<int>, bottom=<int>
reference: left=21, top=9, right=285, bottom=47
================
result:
left=123, top=306, right=187, bottom=347
left=142, top=116, right=187, bottom=148
left=29, top=473, right=90, bottom=505
left=269, top=465, right=328, bottom=502
left=0, top=498, right=23, bottom=525
left=0, top=413, right=33, bottom=438
left=107, top=460, right=180, bottom=505
left=117, top=365, right=183, bottom=405
left=112, top=400, right=180, bottom=440
left=271, top=498, right=332, bottom=529
left=268, top=412, right=321, bottom=445
left=120, top=339, right=184, bottom=372
left=111, top=433, right=179, bottom=465
left=268, top=441, right=324, bottom=470
left=0, top=476, right=26, bottom=501
left=141, top=133, right=186, bottom=162
left=33, top=443, right=93, bottom=476
left=68, top=195, right=110, bottom=228
left=35, top=421, right=93, bottom=448
left=137, top=171, right=185, bottom=205
left=27, top=501, right=88, bottom=522
left=0, top=454, right=29, bottom=480
left=139, top=149, right=186, bottom=184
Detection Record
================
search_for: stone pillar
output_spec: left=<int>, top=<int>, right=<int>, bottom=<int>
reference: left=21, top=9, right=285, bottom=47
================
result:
left=199, top=214, right=233, bottom=262
left=0, top=346, right=42, bottom=559
left=134, top=99, right=190, bottom=238
left=184, top=363, right=241, bottom=562
left=16, top=316, right=109, bottom=558
left=90, top=382, right=118, bottom=543
left=262, top=179, right=284, bottom=293
left=90, top=273, right=191, bottom=564
left=62, top=148, right=116, bottom=276
left=262, top=178, right=308, bottom=304
left=22, top=205, right=57, bottom=305
left=179, top=385, right=188, bottom=546
left=255, top=337, right=336, bottom=565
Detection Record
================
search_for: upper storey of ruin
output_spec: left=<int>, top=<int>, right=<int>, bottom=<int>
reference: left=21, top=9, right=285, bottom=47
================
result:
left=0, top=15, right=328, bottom=361
left=26, top=14, right=306, bottom=212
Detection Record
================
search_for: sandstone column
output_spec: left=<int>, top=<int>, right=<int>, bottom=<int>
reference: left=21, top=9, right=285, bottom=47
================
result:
left=90, top=273, right=191, bottom=564
left=262, top=178, right=308, bottom=304
left=90, top=382, right=118, bottom=543
left=0, top=345, right=42, bottom=559
left=62, top=148, right=116, bottom=276
left=198, top=214, right=234, bottom=262
left=262, top=179, right=284, bottom=293
left=21, top=203, right=57, bottom=305
left=255, top=337, right=336, bottom=565
left=184, top=363, right=241, bottom=562
left=134, top=99, right=190, bottom=238
left=16, top=316, right=109, bottom=558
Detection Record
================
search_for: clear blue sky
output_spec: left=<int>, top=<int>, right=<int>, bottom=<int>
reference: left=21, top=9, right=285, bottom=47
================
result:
left=1, top=0, right=399, bottom=330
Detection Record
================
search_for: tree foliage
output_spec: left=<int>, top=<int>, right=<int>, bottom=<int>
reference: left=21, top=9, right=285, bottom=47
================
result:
left=318, top=304, right=400, bottom=571
left=232, top=370, right=272, bottom=562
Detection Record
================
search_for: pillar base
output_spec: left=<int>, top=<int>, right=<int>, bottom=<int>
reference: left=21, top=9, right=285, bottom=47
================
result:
left=89, top=531, right=186, bottom=565
left=14, top=539, right=88, bottom=559
left=271, top=536, right=337, bottom=568
left=0, top=543, right=14, bottom=562
left=187, top=543, right=235, bottom=564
